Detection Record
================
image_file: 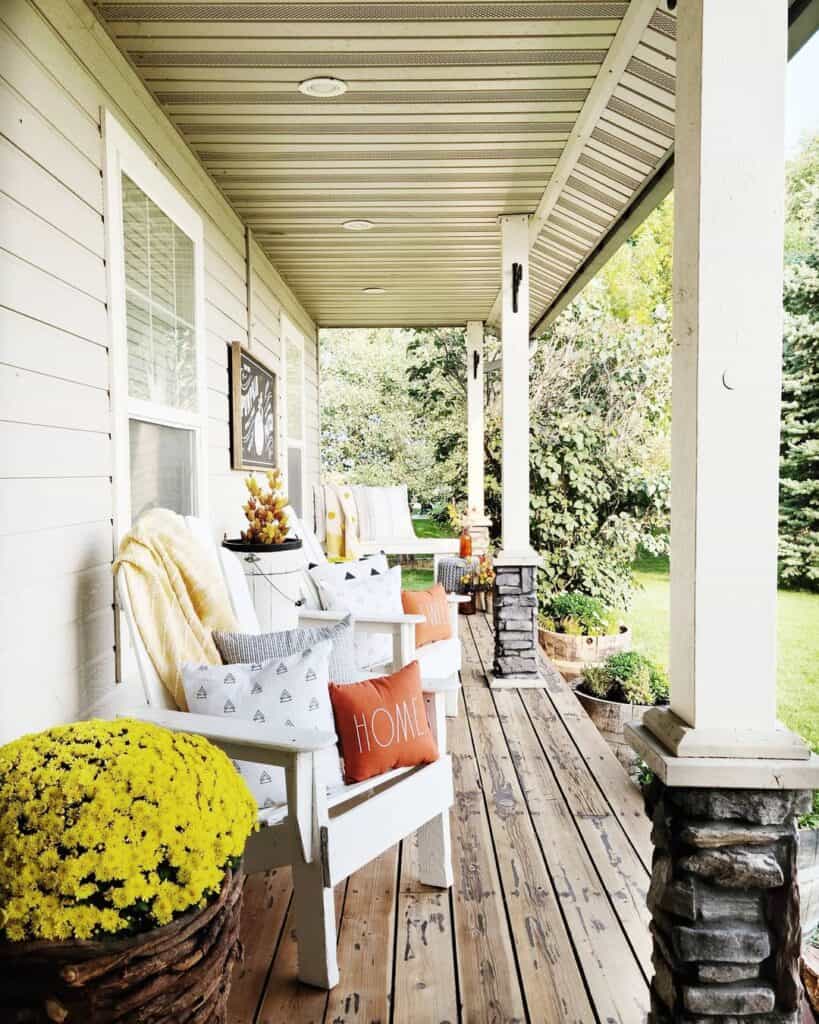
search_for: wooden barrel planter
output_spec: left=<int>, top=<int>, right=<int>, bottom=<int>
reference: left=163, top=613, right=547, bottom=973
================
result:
left=538, top=625, right=631, bottom=681
left=0, top=864, right=244, bottom=1024
left=573, top=685, right=650, bottom=772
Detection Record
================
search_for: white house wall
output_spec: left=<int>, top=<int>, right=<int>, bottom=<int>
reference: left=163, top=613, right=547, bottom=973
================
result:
left=0, top=0, right=319, bottom=742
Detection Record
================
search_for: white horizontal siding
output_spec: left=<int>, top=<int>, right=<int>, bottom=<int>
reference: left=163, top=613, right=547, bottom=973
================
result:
left=0, top=0, right=317, bottom=742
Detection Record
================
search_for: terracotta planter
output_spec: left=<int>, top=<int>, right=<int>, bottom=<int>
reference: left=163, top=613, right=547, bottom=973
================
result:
left=538, top=625, right=631, bottom=681
left=573, top=685, right=650, bottom=772
left=0, top=864, right=244, bottom=1023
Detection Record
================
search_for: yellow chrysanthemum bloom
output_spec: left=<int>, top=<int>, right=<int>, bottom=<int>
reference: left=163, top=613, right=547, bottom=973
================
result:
left=0, top=720, right=256, bottom=943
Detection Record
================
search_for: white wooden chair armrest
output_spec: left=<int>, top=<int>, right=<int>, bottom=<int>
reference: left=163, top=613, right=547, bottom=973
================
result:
left=299, top=609, right=424, bottom=629
left=119, top=708, right=337, bottom=767
left=447, top=594, right=471, bottom=604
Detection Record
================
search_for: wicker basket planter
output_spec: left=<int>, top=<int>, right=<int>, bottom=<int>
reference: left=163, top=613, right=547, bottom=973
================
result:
left=0, top=864, right=244, bottom=1024
left=538, top=625, right=631, bottom=681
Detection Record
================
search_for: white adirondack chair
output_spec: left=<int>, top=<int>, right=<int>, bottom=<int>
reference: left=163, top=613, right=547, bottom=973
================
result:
left=288, top=511, right=466, bottom=717
left=116, top=516, right=455, bottom=990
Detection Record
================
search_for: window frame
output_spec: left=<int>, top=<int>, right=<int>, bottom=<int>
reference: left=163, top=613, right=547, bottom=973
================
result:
left=102, top=109, right=209, bottom=543
left=281, top=313, right=307, bottom=517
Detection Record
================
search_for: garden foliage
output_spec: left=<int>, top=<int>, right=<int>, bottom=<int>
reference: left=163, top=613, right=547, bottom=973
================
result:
left=779, top=136, right=819, bottom=591
left=582, top=651, right=669, bottom=707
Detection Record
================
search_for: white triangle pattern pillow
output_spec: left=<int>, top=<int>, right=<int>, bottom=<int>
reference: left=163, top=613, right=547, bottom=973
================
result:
left=317, top=565, right=403, bottom=672
left=181, top=639, right=341, bottom=810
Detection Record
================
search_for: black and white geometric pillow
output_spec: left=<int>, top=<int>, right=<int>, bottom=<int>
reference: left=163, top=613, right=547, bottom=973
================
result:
left=181, top=639, right=340, bottom=811
left=317, top=565, right=404, bottom=672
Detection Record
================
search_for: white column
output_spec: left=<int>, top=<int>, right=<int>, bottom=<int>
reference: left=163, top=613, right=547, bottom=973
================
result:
left=642, top=0, right=807, bottom=760
left=498, top=214, right=536, bottom=564
left=465, top=320, right=485, bottom=519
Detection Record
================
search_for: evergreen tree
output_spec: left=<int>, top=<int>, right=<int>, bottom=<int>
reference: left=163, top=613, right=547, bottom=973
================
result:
left=779, top=136, right=819, bottom=590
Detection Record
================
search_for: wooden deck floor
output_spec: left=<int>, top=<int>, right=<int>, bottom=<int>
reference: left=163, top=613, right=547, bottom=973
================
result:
left=227, top=613, right=653, bottom=1024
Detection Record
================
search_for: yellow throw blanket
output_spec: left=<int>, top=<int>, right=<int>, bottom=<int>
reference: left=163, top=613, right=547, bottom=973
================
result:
left=113, top=509, right=238, bottom=710
left=324, top=483, right=361, bottom=561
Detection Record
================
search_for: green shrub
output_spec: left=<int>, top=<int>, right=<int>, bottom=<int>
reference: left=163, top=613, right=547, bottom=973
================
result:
left=539, top=592, right=620, bottom=637
left=580, top=664, right=612, bottom=699
left=579, top=651, right=669, bottom=707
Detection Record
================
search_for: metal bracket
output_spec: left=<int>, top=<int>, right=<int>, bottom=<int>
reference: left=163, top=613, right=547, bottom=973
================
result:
left=512, top=262, right=523, bottom=313
left=472, top=349, right=480, bottom=380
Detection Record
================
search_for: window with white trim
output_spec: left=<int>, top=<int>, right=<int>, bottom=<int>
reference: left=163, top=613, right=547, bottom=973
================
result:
left=283, top=319, right=306, bottom=517
left=104, top=112, right=208, bottom=536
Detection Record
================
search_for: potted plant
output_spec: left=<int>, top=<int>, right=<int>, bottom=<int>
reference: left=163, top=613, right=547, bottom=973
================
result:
left=0, top=719, right=257, bottom=1022
left=537, top=592, right=630, bottom=680
left=574, top=651, right=669, bottom=771
left=222, top=469, right=301, bottom=553
left=460, top=554, right=496, bottom=615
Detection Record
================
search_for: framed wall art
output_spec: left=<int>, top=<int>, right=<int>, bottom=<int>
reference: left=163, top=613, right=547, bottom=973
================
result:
left=229, top=342, right=279, bottom=471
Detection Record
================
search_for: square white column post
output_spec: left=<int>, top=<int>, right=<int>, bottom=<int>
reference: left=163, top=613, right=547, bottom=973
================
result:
left=491, top=215, right=542, bottom=688
left=636, top=0, right=810, bottom=762
left=465, top=320, right=485, bottom=518
left=465, top=320, right=491, bottom=554
left=497, top=214, right=537, bottom=564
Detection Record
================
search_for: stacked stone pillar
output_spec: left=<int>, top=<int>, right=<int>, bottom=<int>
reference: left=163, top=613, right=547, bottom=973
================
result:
left=492, top=564, right=538, bottom=679
left=644, top=779, right=811, bottom=1023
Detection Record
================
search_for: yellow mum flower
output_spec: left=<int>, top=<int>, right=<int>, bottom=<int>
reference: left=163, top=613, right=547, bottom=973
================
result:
left=0, top=720, right=256, bottom=942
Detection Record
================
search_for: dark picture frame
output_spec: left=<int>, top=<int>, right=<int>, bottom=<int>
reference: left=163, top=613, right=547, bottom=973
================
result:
left=229, top=342, right=279, bottom=471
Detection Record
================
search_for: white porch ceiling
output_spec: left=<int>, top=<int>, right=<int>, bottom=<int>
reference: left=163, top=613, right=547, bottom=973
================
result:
left=91, top=0, right=678, bottom=331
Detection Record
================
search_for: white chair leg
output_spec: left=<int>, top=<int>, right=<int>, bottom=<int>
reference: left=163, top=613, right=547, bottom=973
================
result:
left=417, top=690, right=454, bottom=888
left=445, top=676, right=460, bottom=718
left=416, top=810, right=454, bottom=889
left=292, top=858, right=339, bottom=989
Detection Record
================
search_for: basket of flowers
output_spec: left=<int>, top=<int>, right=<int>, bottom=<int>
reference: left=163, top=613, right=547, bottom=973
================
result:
left=0, top=719, right=257, bottom=1023
left=460, top=554, right=496, bottom=615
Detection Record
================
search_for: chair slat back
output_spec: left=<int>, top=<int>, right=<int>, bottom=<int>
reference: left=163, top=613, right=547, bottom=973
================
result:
left=118, top=515, right=261, bottom=708
left=116, top=567, right=176, bottom=709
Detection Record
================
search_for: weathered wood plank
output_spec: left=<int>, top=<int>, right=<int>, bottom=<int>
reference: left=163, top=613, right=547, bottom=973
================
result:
left=253, top=883, right=345, bottom=1024
left=448, top=709, right=526, bottom=1024
left=521, top=688, right=652, bottom=970
left=472, top=611, right=652, bottom=870
left=227, top=867, right=292, bottom=1024
left=393, top=873, right=458, bottom=1024
left=324, top=848, right=398, bottom=1024
left=494, top=690, right=649, bottom=1023
left=463, top=686, right=595, bottom=1024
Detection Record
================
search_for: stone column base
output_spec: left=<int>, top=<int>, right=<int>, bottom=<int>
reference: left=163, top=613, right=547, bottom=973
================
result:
left=492, top=564, right=539, bottom=681
left=644, top=779, right=812, bottom=1023
left=465, top=512, right=492, bottom=556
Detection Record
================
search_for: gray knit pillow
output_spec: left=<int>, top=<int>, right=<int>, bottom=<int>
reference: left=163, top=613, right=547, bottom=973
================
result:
left=213, top=614, right=358, bottom=683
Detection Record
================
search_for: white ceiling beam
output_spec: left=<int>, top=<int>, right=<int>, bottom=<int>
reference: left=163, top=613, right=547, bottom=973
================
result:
left=485, top=0, right=658, bottom=329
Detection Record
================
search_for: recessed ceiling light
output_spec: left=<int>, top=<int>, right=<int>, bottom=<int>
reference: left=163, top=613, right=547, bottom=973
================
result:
left=298, top=77, right=348, bottom=98
left=343, top=219, right=375, bottom=231
left=362, top=287, right=386, bottom=295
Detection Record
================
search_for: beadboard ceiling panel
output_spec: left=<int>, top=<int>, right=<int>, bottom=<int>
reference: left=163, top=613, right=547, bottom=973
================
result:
left=91, top=0, right=678, bottom=330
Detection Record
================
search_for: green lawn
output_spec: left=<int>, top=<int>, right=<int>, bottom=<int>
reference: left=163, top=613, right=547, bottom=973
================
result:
left=404, top=531, right=819, bottom=749
left=402, top=517, right=453, bottom=590
left=631, top=552, right=819, bottom=750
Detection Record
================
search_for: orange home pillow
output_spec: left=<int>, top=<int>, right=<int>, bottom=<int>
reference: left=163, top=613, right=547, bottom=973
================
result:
left=401, top=583, right=452, bottom=648
left=328, top=661, right=439, bottom=783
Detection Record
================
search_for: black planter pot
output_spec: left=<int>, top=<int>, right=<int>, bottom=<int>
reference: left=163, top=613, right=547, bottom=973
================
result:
left=221, top=537, right=303, bottom=554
